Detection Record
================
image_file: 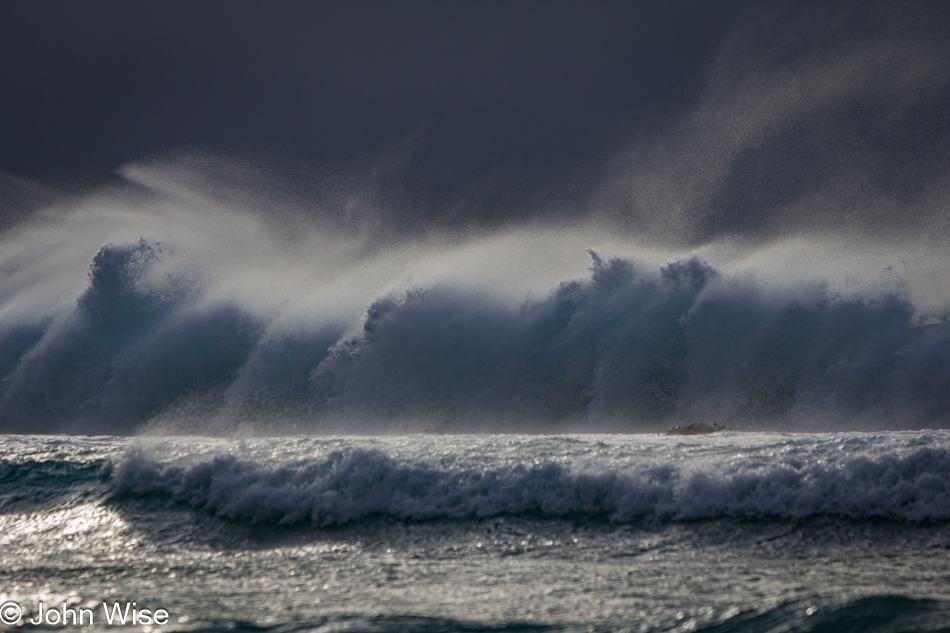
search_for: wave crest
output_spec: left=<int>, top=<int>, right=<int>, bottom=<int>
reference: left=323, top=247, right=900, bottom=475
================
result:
left=111, top=447, right=950, bottom=526
left=2, top=242, right=950, bottom=432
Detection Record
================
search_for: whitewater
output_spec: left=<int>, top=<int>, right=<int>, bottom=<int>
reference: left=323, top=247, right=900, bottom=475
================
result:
left=1, top=164, right=949, bottom=631
left=2, top=172, right=950, bottom=435
left=4, top=0, right=950, bottom=628
left=1, top=432, right=949, bottom=632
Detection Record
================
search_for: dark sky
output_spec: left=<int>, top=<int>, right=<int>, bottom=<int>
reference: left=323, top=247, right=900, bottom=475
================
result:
left=0, top=2, right=732, bottom=177
left=0, top=2, right=735, bottom=205
left=2, top=0, right=950, bottom=243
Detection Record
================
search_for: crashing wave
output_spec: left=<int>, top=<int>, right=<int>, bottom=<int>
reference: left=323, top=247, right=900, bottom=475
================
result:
left=111, top=446, right=950, bottom=525
left=1, top=241, right=949, bottom=433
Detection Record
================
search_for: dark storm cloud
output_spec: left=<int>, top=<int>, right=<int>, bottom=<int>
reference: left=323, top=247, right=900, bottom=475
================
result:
left=0, top=0, right=735, bottom=207
left=2, top=0, right=950, bottom=244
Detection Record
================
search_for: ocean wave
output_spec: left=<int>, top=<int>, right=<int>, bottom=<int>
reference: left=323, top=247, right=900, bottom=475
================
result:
left=0, top=457, right=112, bottom=513
left=693, top=596, right=950, bottom=633
left=110, top=446, right=950, bottom=525
left=2, top=239, right=950, bottom=433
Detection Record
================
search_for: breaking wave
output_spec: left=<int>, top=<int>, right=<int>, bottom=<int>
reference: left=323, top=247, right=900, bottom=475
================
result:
left=1, top=237, right=950, bottom=433
left=111, top=446, right=950, bottom=525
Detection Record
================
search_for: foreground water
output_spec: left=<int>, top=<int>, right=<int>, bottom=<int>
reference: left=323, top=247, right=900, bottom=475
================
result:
left=1, top=431, right=949, bottom=632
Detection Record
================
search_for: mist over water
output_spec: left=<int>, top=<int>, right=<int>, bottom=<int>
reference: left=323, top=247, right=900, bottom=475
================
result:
left=1, top=163, right=948, bottom=435
left=6, top=8, right=950, bottom=633
left=2, top=2, right=950, bottom=435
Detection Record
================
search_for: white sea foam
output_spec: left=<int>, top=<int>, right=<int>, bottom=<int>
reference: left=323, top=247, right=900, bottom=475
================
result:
left=111, top=440, right=950, bottom=525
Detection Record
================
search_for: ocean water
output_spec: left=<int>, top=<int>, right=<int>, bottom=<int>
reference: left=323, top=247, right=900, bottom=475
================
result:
left=3, top=234, right=950, bottom=436
left=2, top=431, right=949, bottom=633
left=4, top=9, right=950, bottom=629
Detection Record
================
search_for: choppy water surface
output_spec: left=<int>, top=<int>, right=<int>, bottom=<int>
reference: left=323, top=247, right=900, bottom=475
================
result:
left=1, top=432, right=949, bottom=632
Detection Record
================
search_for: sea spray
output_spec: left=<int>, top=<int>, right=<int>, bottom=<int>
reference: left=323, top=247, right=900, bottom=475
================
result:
left=1, top=240, right=949, bottom=433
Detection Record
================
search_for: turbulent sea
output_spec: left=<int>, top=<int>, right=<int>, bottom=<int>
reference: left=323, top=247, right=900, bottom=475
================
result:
left=4, top=166, right=950, bottom=632
left=2, top=431, right=949, bottom=633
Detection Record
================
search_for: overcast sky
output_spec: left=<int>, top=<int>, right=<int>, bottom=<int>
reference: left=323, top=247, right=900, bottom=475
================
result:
left=2, top=0, right=950, bottom=245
